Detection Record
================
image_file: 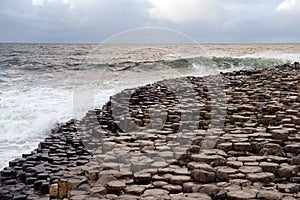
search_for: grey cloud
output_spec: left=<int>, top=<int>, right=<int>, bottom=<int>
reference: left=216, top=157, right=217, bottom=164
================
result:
left=0, top=0, right=299, bottom=43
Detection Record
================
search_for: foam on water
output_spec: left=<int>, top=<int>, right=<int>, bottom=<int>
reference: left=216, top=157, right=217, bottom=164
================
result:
left=239, top=51, right=300, bottom=62
left=190, top=63, right=245, bottom=77
left=0, top=84, right=114, bottom=169
left=0, top=87, right=72, bottom=168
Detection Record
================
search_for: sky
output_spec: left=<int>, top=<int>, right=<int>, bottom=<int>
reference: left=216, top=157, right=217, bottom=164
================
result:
left=0, top=0, right=300, bottom=43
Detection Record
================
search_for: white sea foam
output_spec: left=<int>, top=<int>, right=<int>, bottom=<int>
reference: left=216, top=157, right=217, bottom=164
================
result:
left=0, top=85, right=114, bottom=169
left=0, top=87, right=72, bottom=169
left=190, top=63, right=246, bottom=77
left=236, top=51, right=300, bottom=62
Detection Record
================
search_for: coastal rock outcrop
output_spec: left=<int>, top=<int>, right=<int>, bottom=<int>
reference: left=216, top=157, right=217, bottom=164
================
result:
left=0, top=63, right=299, bottom=199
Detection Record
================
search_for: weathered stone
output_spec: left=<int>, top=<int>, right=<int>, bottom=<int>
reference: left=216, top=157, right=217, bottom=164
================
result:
left=152, top=181, right=168, bottom=188
left=216, top=166, right=238, bottom=181
left=229, top=179, right=251, bottom=187
left=133, top=172, right=151, bottom=184
left=106, top=180, right=126, bottom=194
left=257, top=190, right=282, bottom=200
left=217, top=143, right=233, bottom=151
left=290, top=156, right=300, bottom=165
left=182, top=182, right=201, bottom=193
left=104, top=194, right=118, bottom=199
left=234, top=143, right=253, bottom=152
left=102, top=162, right=120, bottom=170
left=152, top=174, right=167, bottom=181
left=263, top=143, right=282, bottom=153
left=125, top=185, right=147, bottom=195
left=261, top=115, right=276, bottom=125
left=199, top=184, right=220, bottom=197
left=70, top=194, right=89, bottom=200
left=68, top=190, right=89, bottom=199
left=118, top=194, right=139, bottom=200
left=172, top=193, right=211, bottom=200
left=37, top=173, right=49, bottom=180
left=169, top=175, right=191, bottom=185
left=229, top=173, right=246, bottom=180
left=244, top=162, right=259, bottom=166
left=259, top=162, right=279, bottom=173
left=247, top=172, right=275, bottom=183
left=98, top=169, right=119, bottom=177
left=227, top=190, right=257, bottom=200
left=271, top=129, right=289, bottom=141
left=267, top=155, right=287, bottom=163
left=239, top=166, right=262, bottom=174
left=102, top=141, right=117, bottom=153
left=162, top=184, right=182, bottom=193
left=89, top=186, right=106, bottom=196
left=191, top=169, right=216, bottom=183
left=114, top=171, right=133, bottom=179
left=277, top=165, right=298, bottom=178
left=13, top=195, right=27, bottom=200
left=284, top=144, right=300, bottom=154
left=282, top=196, right=296, bottom=200
left=25, top=177, right=36, bottom=185
left=237, top=156, right=257, bottom=162
left=231, top=115, right=250, bottom=123
left=191, top=155, right=225, bottom=166
left=141, top=189, right=169, bottom=199
left=227, top=161, right=243, bottom=169
left=150, top=161, right=168, bottom=169
left=277, top=183, right=300, bottom=193
left=40, top=181, right=50, bottom=194
left=67, top=177, right=87, bottom=191
left=34, top=180, right=43, bottom=191
left=224, top=184, right=242, bottom=191
left=187, top=162, right=214, bottom=171
left=172, top=167, right=189, bottom=175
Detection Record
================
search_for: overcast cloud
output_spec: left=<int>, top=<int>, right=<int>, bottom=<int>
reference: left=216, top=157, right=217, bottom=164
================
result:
left=0, top=0, right=299, bottom=43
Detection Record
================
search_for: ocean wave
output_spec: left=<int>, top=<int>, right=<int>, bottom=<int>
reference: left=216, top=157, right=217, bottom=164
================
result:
left=107, top=56, right=285, bottom=73
left=238, top=51, right=300, bottom=62
left=0, top=52, right=289, bottom=73
left=190, top=56, right=284, bottom=69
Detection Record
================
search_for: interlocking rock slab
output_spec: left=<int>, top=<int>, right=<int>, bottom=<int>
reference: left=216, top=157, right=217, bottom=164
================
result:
left=1, top=64, right=300, bottom=199
left=246, top=172, right=275, bottom=183
left=227, top=190, right=257, bottom=200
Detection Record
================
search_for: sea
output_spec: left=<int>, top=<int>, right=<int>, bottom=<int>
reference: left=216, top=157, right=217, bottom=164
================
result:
left=0, top=43, right=300, bottom=170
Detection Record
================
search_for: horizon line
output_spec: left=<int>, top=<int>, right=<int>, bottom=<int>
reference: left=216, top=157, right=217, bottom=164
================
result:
left=1, top=42, right=300, bottom=45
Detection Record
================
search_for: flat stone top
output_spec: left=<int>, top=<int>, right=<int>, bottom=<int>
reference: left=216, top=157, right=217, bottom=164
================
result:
left=106, top=180, right=126, bottom=188
left=227, top=190, right=257, bottom=199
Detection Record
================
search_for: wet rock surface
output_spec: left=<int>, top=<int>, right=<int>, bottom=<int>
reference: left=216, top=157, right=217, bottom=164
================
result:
left=0, top=120, right=91, bottom=199
left=0, top=63, right=300, bottom=199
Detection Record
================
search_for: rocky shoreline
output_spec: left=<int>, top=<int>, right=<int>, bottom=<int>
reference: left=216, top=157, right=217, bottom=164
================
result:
left=1, top=63, right=300, bottom=200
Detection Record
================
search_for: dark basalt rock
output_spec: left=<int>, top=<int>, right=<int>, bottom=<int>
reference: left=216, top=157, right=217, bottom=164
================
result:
left=0, top=63, right=299, bottom=199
